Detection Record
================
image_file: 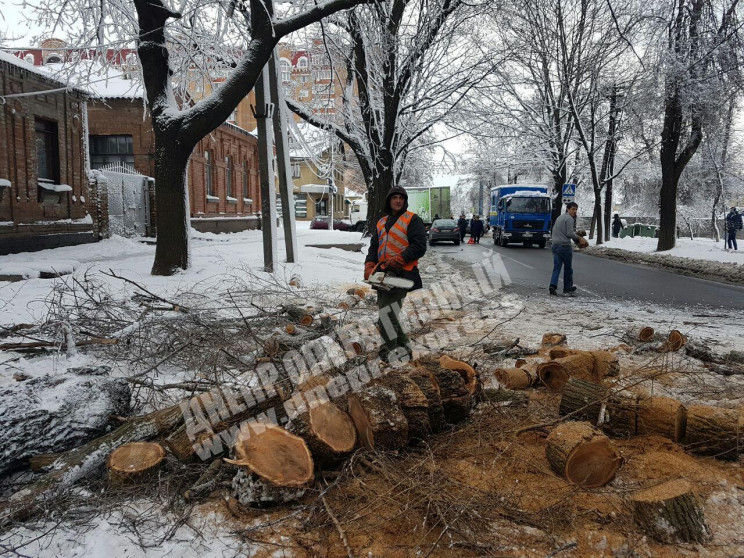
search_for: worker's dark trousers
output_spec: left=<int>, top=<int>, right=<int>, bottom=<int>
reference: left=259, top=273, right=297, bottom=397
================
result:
left=377, top=289, right=410, bottom=361
left=727, top=229, right=738, bottom=250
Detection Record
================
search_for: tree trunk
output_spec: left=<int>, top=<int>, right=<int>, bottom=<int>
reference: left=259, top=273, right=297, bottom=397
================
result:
left=347, top=384, right=409, bottom=451
left=636, top=396, right=687, bottom=442
left=683, top=404, right=743, bottom=459
left=150, top=136, right=192, bottom=275
left=405, top=369, right=447, bottom=433
left=0, top=368, right=131, bottom=476
left=538, top=352, right=598, bottom=392
left=288, top=401, right=357, bottom=467
left=372, top=375, right=431, bottom=441
left=631, top=479, right=711, bottom=544
left=366, top=167, right=396, bottom=233
left=108, top=442, right=166, bottom=484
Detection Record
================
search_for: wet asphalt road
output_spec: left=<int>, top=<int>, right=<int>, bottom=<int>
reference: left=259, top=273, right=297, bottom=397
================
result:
left=425, top=235, right=744, bottom=312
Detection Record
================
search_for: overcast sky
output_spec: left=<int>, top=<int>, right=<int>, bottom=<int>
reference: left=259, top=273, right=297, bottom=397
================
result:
left=0, top=1, right=43, bottom=47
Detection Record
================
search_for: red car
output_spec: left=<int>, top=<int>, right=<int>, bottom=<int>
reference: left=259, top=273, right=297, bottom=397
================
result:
left=309, top=217, right=352, bottom=231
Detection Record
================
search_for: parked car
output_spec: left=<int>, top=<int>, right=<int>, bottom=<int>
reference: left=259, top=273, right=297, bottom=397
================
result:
left=310, top=217, right=330, bottom=230
left=428, top=219, right=460, bottom=246
left=309, top=217, right=352, bottom=231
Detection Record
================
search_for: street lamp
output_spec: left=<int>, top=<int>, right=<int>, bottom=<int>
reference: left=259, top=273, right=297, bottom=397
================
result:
left=327, top=177, right=337, bottom=230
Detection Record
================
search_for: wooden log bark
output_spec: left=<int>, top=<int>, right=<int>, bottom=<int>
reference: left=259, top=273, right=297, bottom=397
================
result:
left=107, top=442, right=166, bottom=484
left=481, top=387, right=530, bottom=407
left=439, top=355, right=478, bottom=396
left=347, top=384, right=409, bottom=451
left=225, top=422, right=314, bottom=486
left=663, top=329, right=687, bottom=352
left=0, top=368, right=131, bottom=476
left=373, top=375, right=431, bottom=441
left=494, top=363, right=537, bottom=390
left=288, top=401, right=357, bottom=467
left=0, top=402, right=185, bottom=528
left=405, top=369, right=447, bottom=433
left=590, top=351, right=620, bottom=377
left=283, top=304, right=314, bottom=327
left=683, top=405, right=743, bottom=460
left=428, top=366, right=472, bottom=424
left=231, top=467, right=307, bottom=508
left=545, top=422, right=622, bottom=488
left=558, top=378, right=608, bottom=423
left=637, top=396, right=687, bottom=442
left=548, top=347, right=582, bottom=360
left=625, top=326, right=656, bottom=343
left=631, top=479, right=711, bottom=544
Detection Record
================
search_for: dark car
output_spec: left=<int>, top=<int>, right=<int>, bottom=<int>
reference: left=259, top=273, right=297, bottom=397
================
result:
left=428, top=219, right=460, bottom=246
left=310, top=217, right=330, bottom=230
left=310, top=217, right=352, bottom=231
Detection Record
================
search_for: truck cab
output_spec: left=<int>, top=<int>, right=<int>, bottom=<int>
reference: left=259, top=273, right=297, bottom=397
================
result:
left=349, top=200, right=368, bottom=232
left=489, top=185, right=552, bottom=248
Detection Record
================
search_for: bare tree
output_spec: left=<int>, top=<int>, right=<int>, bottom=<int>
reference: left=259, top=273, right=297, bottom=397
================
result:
left=287, top=0, right=493, bottom=231
left=29, top=0, right=368, bottom=274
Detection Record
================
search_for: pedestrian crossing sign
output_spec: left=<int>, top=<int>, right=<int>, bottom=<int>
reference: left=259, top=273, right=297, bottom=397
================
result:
left=562, top=184, right=576, bottom=201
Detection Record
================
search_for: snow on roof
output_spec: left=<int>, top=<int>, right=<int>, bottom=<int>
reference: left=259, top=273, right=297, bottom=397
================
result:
left=503, top=190, right=550, bottom=198
left=36, top=60, right=144, bottom=99
left=0, top=50, right=87, bottom=94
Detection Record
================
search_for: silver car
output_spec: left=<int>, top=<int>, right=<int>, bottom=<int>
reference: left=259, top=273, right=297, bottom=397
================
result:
left=428, top=219, right=461, bottom=246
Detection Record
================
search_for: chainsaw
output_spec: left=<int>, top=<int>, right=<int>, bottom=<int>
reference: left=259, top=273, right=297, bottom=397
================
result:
left=364, top=262, right=414, bottom=292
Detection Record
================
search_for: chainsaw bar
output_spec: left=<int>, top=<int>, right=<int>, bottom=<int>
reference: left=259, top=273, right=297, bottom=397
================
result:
left=364, top=271, right=414, bottom=291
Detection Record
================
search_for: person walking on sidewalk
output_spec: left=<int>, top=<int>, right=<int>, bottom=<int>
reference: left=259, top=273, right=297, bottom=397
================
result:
left=612, top=214, right=624, bottom=238
left=470, top=215, right=484, bottom=244
left=364, top=186, right=427, bottom=363
left=725, top=207, right=742, bottom=250
left=457, top=214, right=468, bottom=243
left=549, top=202, right=588, bottom=296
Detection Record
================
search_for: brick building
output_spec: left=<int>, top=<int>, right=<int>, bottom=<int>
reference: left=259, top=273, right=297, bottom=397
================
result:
left=0, top=51, right=97, bottom=254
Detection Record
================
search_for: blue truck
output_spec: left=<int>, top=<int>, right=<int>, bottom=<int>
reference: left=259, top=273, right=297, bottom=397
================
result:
left=489, top=185, right=552, bottom=248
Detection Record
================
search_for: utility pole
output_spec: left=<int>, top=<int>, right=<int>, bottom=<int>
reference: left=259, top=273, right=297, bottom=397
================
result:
left=478, top=181, right=484, bottom=216
left=268, top=48, right=297, bottom=262
left=253, top=67, right=277, bottom=272
left=328, top=177, right=335, bottom=230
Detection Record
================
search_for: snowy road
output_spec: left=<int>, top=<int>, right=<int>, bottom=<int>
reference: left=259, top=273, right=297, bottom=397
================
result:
left=427, top=237, right=744, bottom=310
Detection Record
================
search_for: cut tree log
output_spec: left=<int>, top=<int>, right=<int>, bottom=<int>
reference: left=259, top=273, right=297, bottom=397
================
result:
left=558, top=378, right=608, bottom=423
left=225, top=422, right=314, bottom=487
left=347, top=384, right=409, bottom=451
left=597, top=393, right=638, bottom=439
left=0, top=402, right=185, bottom=528
left=545, top=421, right=622, bottom=488
left=590, top=351, right=620, bottom=377
left=108, top=442, right=166, bottom=484
left=548, top=347, right=582, bottom=360
left=0, top=367, right=131, bottom=476
left=439, top=355, right=478, bottom=396
left=232, top=467, right=307, bottom=507
left=628, top=326, right=656, bottom=343
left=288, top=401, right=357, bottom=467
left=373, top=375, right=431, bottom=440
left=405, top=369, right=447, bottom=433
left=283, top=304, right=314, bottom=327
left=683, top=405, right=743, bottom=460
left=541, top=333, right=567, bottom=347
left=416, top=358, right=472, bottom=424
left=630, top=479, right=711, bottom=544
left=538, top=352, right=597, bottom=392
left=481, top=387, right=530, bottom=407
left=636, top=396, right=687, bottom=442
left=494, top=364, right=537, bottom=390
left=663, top=330, right=687, bottom=352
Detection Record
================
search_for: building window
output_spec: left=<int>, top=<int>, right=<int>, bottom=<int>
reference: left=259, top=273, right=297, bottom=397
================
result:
left=311, top=54, right=322, bottom=66
left=89, top=135, right=134, bottom=169
left=242, top=161, right=249, bottom=200
left=282, top=85, right=292, bottom=97
left=318, top=69, right=332, bottom=81
left=225, top=156, right=233, bottom=198
left=205, top=151, right=215, bottom=198
left=35, top=119, right=60, bottom=200
left=299, top=90, right=309, bottom=99
left=316, top=198, right=327, bottom=216
left=280, top=59, right=291, bottom=82
left=292, top=164, right=301, bottom=178
left=297, top=57, right=308, bottom=69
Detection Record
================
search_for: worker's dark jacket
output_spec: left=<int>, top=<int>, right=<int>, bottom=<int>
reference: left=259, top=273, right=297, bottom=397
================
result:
left=366, top=212, right=426, bottom=290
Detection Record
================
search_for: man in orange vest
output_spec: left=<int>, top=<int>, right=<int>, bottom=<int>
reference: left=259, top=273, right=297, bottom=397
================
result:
left=364, top=186, right=427, bottom=363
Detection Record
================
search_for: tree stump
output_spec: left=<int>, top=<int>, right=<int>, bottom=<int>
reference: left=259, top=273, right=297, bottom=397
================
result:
left=231, top=468, right=307, bottom=508
left=224, top=423, right=314, bottom=486
left=108, top=442, right=166, bottom=484
left=405, top=369, right=447, bottom=433
left=289, top=402, right=357, bottom=467
left=538, top=352, right=597, bottom=392
left=541, top=333, right=567, bottom=347
left=0, top=368, right=131, bottom=476
left=630, top=479, right=711, bottom=544
left=683, top=405, right=743, bottom=459
left=545, top=422, right=622, bottom=488
left=373, top=375, right=431, bottom=441
left=637, top=396, right=687, bottom=442
left=632, top=326, right=656, bottom=343
left=347, top=385, right=409, bottom=451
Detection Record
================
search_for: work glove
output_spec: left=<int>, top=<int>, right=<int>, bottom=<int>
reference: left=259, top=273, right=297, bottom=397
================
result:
left=386, top=254, right=406, bottom=269
left=364, top=262, right=376, bottom=280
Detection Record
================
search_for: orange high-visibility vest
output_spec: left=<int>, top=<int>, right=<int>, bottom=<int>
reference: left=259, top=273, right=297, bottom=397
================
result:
left=376, top=211, right=418, bottom=271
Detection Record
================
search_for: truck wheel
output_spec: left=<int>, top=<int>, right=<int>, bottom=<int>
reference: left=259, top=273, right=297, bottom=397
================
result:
left=538, top=240, right=546, bottom=249
left=355, top=222, right=365, bottom=232
left=499, top=233, right=508, bottom=247
left=429, top=239, right=436, bottom=246
left=523, top=241, right=531, bottom=248
left=493, top=232, right=499, bottom=245
left=454, top=239, right=460, bottom=246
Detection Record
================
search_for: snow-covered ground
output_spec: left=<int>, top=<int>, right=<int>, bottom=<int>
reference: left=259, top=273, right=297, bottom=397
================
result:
left=599, top=235, right=743, bottom=263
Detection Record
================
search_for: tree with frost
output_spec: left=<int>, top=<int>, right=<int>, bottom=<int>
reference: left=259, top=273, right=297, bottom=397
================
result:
left=26, top=0, right=368, bottom=275
left=654, top=0, right=742, bottom=251
left=287, top=0, right=495, bottom=230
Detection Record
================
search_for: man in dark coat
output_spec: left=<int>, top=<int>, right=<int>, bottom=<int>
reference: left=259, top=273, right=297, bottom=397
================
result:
left=612, top=214, right=624, bottom=238
left=457, top=214, right=468, bottom=242
left=470, top=215, right=484, bottom=243
left=726, top=207, right=742, bottom=250
left=364, top=186, right=427, bottom=363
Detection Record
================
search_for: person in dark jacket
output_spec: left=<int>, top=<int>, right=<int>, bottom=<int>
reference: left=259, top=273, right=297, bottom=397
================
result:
left=364, top=186, right=427, bottom=363
left=457, top=214, right=468, bottom=242
left=726, top=207, right=742, bottom=250
left=470, top=215, right=484, bottom=243
left=612, top=214, right=624, bottom=238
